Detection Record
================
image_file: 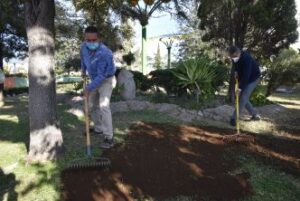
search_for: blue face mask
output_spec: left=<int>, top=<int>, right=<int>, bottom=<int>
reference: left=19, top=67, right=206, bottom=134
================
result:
left=86, top=42, right=99, bottom=51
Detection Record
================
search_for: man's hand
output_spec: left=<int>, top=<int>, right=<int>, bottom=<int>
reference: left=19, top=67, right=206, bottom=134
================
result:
left=236, top=88, right=242, bottom=96
left=234, top=72, right=239, bottom=80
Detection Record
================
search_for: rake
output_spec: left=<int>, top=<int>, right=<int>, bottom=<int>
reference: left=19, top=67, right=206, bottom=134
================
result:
left=65, top=78, right=111, bottom=170
left=223, top=77, right=255, bottom=144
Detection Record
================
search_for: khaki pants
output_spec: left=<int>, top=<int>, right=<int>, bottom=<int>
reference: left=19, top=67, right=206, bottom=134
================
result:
left=88, top=76, right=116, bottom=139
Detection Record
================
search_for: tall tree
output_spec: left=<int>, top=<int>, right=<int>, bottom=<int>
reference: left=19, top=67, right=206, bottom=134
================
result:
left=25, top=0, right=63, bottom=161
left=198, top=0, right=298, bottom=102
left=0, top=0, right=27, bottom=106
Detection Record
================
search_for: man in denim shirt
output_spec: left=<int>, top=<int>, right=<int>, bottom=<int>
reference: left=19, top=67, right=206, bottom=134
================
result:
left=81, top=26, right=116, bottom=149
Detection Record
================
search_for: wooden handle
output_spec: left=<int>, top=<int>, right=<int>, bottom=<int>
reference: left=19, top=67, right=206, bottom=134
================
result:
left=84, top=79, right=91, bottom=153
left=235, top=78, right=240, bottom=134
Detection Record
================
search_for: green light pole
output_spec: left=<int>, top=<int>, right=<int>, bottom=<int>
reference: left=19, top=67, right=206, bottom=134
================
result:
left=142, top=25, right=147, bottom=73
left=127, top=0, right=172, bottom=74
left=160, top=37, right=174, bottom=69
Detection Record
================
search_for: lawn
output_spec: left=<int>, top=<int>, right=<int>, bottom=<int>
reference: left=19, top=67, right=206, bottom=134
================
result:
left=0, top=93, right=299, bottom=201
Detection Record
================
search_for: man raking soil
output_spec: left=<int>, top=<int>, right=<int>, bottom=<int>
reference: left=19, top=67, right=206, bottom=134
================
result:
left=223, top=46, right=261, bottom=143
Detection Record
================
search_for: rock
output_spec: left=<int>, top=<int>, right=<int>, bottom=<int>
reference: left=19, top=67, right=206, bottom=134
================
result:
left=67, top=108, right=84, bottom=117
left=203, top=105, right=234, bottom=122
left=197, top=110, right=204, bottom=117
left=126, top=100, right=152, bottom=111
left=117, top=69, right=136, bottom=100
left=176, top=109, right=198, bottom=122
left=156, top=103, right=179, bottom=113
left=276, top=86, right=295, bottom=93
left=111, top=101, right=129, bottom=113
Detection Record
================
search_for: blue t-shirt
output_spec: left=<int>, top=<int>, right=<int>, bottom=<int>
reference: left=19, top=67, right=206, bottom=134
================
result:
left=81, top=43, right=116, bottom=92
left=234, top=51, right=261, bottom=90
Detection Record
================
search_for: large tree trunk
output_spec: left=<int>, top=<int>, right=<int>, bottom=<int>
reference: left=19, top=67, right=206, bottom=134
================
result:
left=0, top=40, right=4, bottom=107
left=25, top=0, right=63, bottom=162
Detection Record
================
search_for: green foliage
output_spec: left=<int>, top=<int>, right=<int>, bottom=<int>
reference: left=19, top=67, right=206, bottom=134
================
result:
left=172, top=56, right=227, bottom=102
left=0, top=0, right=27, bottom=62
left=4, top=87, right=28, bottom=95
left=266, top=49, right=300, bottom=96
left=198, top=0, right=298, bottom=59
left=72, top=0, right=135, bottom=52
left=131, top=70, right=153, bottom=91
left=122, top=52, right=136, bottom=66
left=149, top=69, right=185, bottom=95
left=250, top=85, right=270, bottom=106
left=116, top=68, right=152, bottom=91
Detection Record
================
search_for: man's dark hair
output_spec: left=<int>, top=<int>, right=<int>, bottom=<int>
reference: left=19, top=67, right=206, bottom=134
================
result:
left=84, top=26, right=99, bottom=34
left=227, top=46, right=241, bottom=55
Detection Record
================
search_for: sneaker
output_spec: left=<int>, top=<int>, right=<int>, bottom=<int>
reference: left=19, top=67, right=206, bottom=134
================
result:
left=230, top=118, right=236, bottom=127
left=100, top=138, right=114, bottom=149
left=250, top=115, right=261, bottom=121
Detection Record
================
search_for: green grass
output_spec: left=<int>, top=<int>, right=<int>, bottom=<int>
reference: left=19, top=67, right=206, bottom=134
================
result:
left=237, top=154, right=300, bottom=201
left=0, top=93, right=300, bottom=201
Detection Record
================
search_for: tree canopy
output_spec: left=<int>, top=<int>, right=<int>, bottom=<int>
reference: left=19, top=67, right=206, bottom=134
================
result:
left=198, top=0, right=298, bottom=59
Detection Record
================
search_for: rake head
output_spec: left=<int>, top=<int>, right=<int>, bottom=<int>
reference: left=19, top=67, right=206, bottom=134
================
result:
left=65, top=157, right=111, bottom=171
left=223, top=134, right=255, bottom=144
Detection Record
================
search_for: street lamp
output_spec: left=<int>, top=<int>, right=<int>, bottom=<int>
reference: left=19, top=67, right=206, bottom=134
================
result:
left=160, top=37, right=174, bottom=69
left=126, top=0, right=172, bottom=74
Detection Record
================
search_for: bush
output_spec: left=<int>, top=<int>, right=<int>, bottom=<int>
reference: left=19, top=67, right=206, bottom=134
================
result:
left=116, top=68, right=152, bottom=91
left=149, top=69, right=185, bottom=95
left=266, top=49, right=300, bottom=96
left=172, top=56, right=228, bottom=102
left=4, top=87, right=28, bottom=96
left=250, top=85, right=270, bottom=106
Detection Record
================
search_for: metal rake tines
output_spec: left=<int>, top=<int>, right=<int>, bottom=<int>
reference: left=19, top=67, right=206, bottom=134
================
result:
left=66, top=157, right=111, bottom=170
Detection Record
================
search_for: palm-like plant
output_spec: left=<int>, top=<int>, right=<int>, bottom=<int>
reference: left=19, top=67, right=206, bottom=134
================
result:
left=172, top=57, right=217, bottom=103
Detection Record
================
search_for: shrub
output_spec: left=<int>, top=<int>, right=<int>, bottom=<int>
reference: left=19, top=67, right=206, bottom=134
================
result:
left=116, top=68, right=152, bottom=91
left=250, top=85, right=270, bottom=106
left=172, top=56, right=227, bottom=102
left=266, top=49, right=300, bottom=96
left=149, top=69, right=185, bottom=95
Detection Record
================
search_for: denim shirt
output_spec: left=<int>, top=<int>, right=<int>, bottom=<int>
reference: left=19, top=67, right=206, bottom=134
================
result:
left=81, top=42, right=116, bottom=92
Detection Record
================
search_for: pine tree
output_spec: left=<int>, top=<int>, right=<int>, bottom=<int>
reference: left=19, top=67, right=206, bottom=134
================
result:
left=154, top=44, right=162, bottom=70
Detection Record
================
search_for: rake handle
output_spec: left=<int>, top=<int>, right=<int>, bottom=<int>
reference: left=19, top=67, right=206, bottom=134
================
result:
left=84, top=78, right=92, bottom=157
left=235, top=78, right=240, bottom=134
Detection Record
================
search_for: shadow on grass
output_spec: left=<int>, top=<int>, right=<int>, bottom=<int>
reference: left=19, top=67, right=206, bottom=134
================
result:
left=0, top=168, right=18, bottom=201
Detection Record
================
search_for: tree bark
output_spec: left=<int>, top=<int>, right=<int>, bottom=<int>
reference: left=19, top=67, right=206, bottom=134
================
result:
left=25, top=0, right=63, bottom=162
left=0, top=39, right=4, bottom=107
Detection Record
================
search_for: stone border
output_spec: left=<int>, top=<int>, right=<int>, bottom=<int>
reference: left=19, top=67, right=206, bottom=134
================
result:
left=66, top=96, right=284, bottom=123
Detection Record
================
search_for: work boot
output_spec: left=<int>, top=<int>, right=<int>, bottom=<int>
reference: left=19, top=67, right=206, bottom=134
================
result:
left=100, top=138, right=114, bottom=149
left=230, top=118, right=236, bottom=127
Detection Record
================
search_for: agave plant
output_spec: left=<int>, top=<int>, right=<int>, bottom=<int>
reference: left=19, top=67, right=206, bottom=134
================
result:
left=172, top=57, right=217, bottom=103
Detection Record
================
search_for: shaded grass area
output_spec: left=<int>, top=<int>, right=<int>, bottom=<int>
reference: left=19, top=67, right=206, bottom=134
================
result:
left=0, top=94, right=300, bottom=200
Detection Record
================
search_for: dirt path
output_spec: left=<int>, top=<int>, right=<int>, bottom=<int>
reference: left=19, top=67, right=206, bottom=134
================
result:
left=61, top=123, right=254, bottom=201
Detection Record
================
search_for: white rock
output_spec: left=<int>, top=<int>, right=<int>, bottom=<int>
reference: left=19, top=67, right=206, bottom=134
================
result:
left=117, top=69, right=136, bottom=100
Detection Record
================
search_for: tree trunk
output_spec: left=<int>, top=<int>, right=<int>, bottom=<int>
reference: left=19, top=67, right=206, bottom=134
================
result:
left=0, top=39, right=4, bottom=107
left=25, top=0, right=63, bottom=162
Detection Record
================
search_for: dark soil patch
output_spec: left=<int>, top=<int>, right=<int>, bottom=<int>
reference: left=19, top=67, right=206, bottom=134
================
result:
left=62, top=123, right=254, bottom=201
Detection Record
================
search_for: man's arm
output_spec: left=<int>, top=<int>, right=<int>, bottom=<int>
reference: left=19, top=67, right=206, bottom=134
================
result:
left=86, top=58, right=106, bottom=92
left=104, top=53, right=116, bottom=77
